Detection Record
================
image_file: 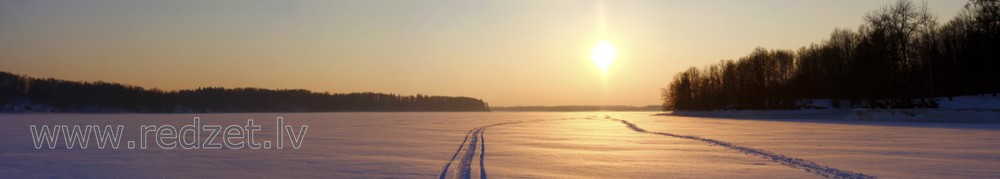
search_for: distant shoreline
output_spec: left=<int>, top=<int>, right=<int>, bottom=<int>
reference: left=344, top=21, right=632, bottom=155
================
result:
left=491, top=105, right=660, bottom=112
left=0, top=71, right=490, bottom=113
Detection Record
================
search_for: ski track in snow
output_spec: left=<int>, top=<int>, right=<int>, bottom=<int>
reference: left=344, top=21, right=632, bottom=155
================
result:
left=438, top=129, right=475, bottom=179
left=455, top=127, right=480, bottom=179
left=438, top=118, right=585, bottom=179
left=609, top=118, right=876, bottom=179
left=478, top=129, right=486, bottom=179
left=439, top=116, right=876, bottom=179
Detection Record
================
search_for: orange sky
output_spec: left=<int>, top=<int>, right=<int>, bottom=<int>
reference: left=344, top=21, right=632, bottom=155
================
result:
left=0, top=0, right=967, bottom=106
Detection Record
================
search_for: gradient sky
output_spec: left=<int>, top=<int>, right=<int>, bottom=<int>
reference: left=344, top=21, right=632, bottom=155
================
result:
left=0, top=0, right=968, bottom=106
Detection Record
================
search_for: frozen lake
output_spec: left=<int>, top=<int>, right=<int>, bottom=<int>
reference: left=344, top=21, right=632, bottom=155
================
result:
left=1, top=112, right=999, bottom=178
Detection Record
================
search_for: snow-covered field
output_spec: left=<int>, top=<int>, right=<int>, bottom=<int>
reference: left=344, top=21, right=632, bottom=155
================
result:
left=1, top=112, right=999, bottom=178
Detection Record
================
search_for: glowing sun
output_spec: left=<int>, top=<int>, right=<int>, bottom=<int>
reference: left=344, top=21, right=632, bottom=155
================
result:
left=591, top=40, right=616, bottom=71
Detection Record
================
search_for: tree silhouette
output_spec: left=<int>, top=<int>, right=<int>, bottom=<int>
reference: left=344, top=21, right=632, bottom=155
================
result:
left=664, top=0, right=1000, bottom=110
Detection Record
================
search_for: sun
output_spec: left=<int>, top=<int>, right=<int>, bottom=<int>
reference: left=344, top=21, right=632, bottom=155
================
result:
left=591, top=39, right=616, bottom=71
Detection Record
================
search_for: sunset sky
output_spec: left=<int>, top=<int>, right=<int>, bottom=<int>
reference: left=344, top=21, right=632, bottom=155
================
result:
left=0, top=0, right=967, bottom=106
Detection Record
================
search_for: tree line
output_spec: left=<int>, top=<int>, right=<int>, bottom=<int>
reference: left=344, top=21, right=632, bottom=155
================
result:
left=0, top=71, right=490, bottom=112
left=664, top=0, right=1000, bottom=110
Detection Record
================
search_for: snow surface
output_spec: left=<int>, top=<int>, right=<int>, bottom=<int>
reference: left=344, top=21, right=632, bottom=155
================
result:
left=676, top=94, right=1000, bottom=122
left=632, top=114, right=1000, bottom=178
left=939, top=94, right=1000, bottom=110
left=1, top=112, right=999, bottom=178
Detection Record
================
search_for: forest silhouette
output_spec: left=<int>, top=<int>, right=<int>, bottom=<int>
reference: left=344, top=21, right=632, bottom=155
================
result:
left=664, top=0, right=1000, bottom=110
left=0, top=71, right=489, bottom=112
